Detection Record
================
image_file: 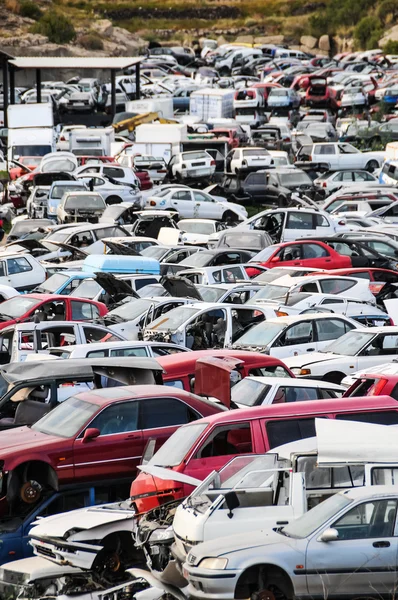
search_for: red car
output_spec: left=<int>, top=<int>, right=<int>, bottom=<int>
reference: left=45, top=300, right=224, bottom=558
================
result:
left=0, top=385, right=223, bottom=506
left=0, top=294, right=107, bottom=331
left=305, top=76, right=330, bottom=108
left=211, top=128, right=240, bottom=149
left=344, top=372, right=398, bottom=399
left=248, top=240, right=351, bottom=275
left=9, top=157, right=42, bottom=181
left=311, top=268, right=398, bottom=294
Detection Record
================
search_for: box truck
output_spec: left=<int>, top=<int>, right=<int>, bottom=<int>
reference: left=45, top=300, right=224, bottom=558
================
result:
left=7, top=104, right=55, bottom=163
left=190, top=88, right=235, bottom=119
left=126, top=97, right=174, bottom=119
left=69, top=127, right=115, bottom=157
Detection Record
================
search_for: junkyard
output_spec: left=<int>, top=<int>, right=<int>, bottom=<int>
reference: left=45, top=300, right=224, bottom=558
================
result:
left=3, top=27, right=398, bottom=600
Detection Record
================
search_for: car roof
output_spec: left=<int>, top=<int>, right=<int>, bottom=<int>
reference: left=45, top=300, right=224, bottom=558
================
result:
left=157, top=349, right=287, bottom=371
left=50, top=340, right=189, bottom=353
left=76, top=384, right=198, bottom=406
left=264, top=312, right=346, bottom=325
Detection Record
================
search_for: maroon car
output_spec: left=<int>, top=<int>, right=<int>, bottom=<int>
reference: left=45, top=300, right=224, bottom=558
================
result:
left=0, top=385, right=224, bottom=508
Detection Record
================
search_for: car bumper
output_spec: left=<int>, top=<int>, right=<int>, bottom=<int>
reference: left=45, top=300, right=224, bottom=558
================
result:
left=31, top=536, right=100, bottom=570
left=183, top=564, right=238, bottom=600
left=182, top=168, right=214, bottom=179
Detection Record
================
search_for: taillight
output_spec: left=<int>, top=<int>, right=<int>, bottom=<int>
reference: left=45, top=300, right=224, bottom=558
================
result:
left=150, top=200, right=156, bottom=206
left=157, top=169, right=166, bottom=173
left=370, top=378, right=387, bottom=396
left=60, top=135, right=65, bottom=141
left=322, top=182, right=327, bottom=188
left=276, top=310, right=288, bottom=317
left=210, top=160, right=216, bottom=166
left=181, top=163, right=186, bottom=169
left=284, top=137, right=291, bottom=142
left=309, top=156, right=312, bottom=161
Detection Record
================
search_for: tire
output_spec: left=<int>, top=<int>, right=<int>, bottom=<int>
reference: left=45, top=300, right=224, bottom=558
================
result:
left=105, top=195, right=122, bottom=205
left=365, top=160, right=379, bottom=172
left=323, top=371, right=345, bottom=384
left=222, top=210, right=236, bottom=222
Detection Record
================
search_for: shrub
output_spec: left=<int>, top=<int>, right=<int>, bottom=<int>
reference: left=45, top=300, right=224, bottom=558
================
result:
left=79, top=32, right=104, bottom=50
left=354, top=16, right=383, bottom=50
left=383, top=39, right=398, bottom=54
left=377, top=0, right=398, bottom=25
left=34, top=10, right=76, bottom=44
left=19, top=0, right=42, bottom=20
left=4, top=0, right=20, bottom=13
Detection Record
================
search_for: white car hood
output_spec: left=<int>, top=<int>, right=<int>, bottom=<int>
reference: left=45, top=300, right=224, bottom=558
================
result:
left=137, top=464, right=201, bottom=486
left=180, top=232, right=209, bottom=244
left=30, top=504, right=135, bottom=538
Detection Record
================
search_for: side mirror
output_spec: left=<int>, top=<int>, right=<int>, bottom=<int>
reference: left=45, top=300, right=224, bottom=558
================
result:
left=319, top=528, right=339, bottom=542
left=224, top=491, right=240, bottom=519
left=271, top=256, right=280, bottom=263
left=82, top=427, right=100, bottom=443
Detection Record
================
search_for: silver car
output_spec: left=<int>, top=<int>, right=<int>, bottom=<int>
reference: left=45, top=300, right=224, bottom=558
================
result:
left=184, top=486, right=398, bottom=600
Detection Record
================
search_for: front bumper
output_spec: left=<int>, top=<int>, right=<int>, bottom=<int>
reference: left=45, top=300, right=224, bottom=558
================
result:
left=31, top=535, right=101, bottom=570
left=183, top=563, right=238, bottom=600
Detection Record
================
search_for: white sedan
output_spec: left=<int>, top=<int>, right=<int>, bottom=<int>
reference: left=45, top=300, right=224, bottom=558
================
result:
left=284, top=326, right=398, bottom=383
left=226, top=147, right=274, bottom=173
left=146, top=187, right=247, bottom=221
left=75, top=173, right=142, bottom=207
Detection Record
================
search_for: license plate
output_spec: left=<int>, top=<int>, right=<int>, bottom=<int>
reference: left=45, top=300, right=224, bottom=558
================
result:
left=192, top=162, right=205, bottom=166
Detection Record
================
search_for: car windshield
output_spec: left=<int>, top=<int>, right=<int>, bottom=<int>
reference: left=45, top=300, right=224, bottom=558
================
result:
left=0, top=297, right=42, bottom=319
left=281, top=493, right=352, bottom=539
left=323, top=330, right=375, bottom=355
left=35, top=272, right=69, bottom=293
left=279, top=172, right=311, bottom=186
left=141, top=246, right=169, bottom=260
left=231, top=378, right=270, bottom=406
left=252, top=246, right=279, bottom=262
left=179, top=222, right=215, bottom=234
left=148, top=306, right=200, bottom=331
left=70, top=278, right=101, bottom=299
left=51, top=185, right=84, bottom=199
left=148, top=422, right=208, bottom=467
left=110, top=298, right=155, bottom=320
left=65, top=194, right=104, bottom=209
left=252, top=284, right=290, bottom=301
left=196, top=285, right=226, bottom=302
left=32, top=397, right=98, bottom=438
left=236, top=321, right=285, bottom=346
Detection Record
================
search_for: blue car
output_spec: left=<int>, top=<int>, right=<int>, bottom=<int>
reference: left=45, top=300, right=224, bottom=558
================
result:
left=34, top=271, right=95, bottom=295
left=383, top=87, right=398, bottom=105
left=0, top=479, right=131, bottom=564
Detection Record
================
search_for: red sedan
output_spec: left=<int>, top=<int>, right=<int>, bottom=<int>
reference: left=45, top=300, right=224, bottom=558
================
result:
left=248, top=240, right=351, bottom=275
left=0, top=294, right=107, bottom=330
left=0, top=385, right=223, bottom=505
left=311, top=268, right=398, bottom=294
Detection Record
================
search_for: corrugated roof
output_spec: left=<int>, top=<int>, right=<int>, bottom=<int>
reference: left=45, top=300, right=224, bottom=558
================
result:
left=9, top=56, right=143, bottom=70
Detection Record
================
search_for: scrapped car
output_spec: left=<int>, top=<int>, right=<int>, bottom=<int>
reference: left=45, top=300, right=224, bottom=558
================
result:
left=48, top=340, right=190, bottom=360
left=250, top=240, right=352, bottom=271
left=57, top=191, right=106, bottom=224
left=226, top=147, right=274, bottom=174
left=167, top=151, right=215, bottom=181
left=0, top=252, right=46, bottom=292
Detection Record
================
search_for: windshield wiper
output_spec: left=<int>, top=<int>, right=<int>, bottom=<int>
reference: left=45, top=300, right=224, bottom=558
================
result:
left=0, top=314, right=13, bottom=321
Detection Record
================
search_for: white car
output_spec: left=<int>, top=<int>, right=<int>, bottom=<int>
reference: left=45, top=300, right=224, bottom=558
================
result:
left=56, top=191, right=106, bottom=224
left=340, top=86, right=368, bottom=107
left=178, top=265, right=250, bottom=285
left=284, top=326, right=398, bottom=382
left=48, top=340, right=190, bottom=359
left=310, top=142, right=384, bottom=172
left=226, top=147, right=274, bottom=173
left=233, top=207, right=351, bottom=243
left=231, top=376, right=344, bottom=407
left=341, top=360, right=398, bottom=389
left=272, top=292, right=386, bottom=320
left=118, top=154, right=167, bottom=184
left=314, top=170, right=378, bottom=195
left=0, top=251, right=46, bottom=291
left=168, top=150, right=215, bottom=181
left=177, top=219, right=226, bottom=245
left=146, top=187, right=247, bottom=221
left=75, top=163, right=140, bottom=187
left=268, top=150, right=291, bottom=166
left=75, top=173, right=142, bottom=207
left=196, top=282, right=263, bottom=304
left=232, top=313, right=359, bottom=358
left=250, top=274, right=376, bottom=305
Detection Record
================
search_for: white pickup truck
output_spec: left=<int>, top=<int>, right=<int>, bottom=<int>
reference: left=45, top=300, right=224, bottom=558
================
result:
left=310, top=142, right=385, bottom=171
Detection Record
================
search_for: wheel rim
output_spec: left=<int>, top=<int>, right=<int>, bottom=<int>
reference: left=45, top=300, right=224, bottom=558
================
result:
left=20, top=480, right=42, bottom=503
left=254, top=590, right=276, bottom=600
left=104, top=552, right=121, bottom=573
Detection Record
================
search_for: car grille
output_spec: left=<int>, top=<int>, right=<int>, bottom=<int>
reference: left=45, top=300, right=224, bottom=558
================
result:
left=35, top=545, right=57, bottom=560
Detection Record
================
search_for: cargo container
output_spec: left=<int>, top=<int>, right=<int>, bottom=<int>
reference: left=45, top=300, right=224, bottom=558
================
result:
left=190, top=88, right=235, bottom=119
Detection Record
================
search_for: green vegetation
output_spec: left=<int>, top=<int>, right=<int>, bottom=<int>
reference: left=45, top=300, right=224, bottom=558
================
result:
left=19, top=0, right=42, bottom=19
left=354, top=16, right=383, bottom=50
left=32, top=9, right=76, bottom=43
left=79, top=32, right=104, bottom=50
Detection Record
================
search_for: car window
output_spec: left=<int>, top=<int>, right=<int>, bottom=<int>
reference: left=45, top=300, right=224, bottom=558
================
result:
left=281, top=245, right=301, bottom=261
left=103, top=167, right=125, bottom=178
left=194, top=191, right=212, bottom=202
left=86, top=350, right=108, bottom=358
left=173, top=191, right=192, bottom=201
left=196, top=423, right=253, bottom=458
left=139, top=397, right=199, bottom=429
left=266, top=417, right=317, bottom=448
left=303, top=243, right=329, bottom=259
left=110, top=347, right=148, bottom=357
left=6, top=256, right=32, bottom=275
left=70, top=231, right=95, bottom=247
left=39, top=491, right=89, bottom=517
left=286, top=212, right=314, bottom=230
left=332, top=499, right=397, bottom=540
left=317, top=145, right=336, bottom=155
left=0, top=261, right=5, bottom=278
left=89, top=401, right=139, bottom=435
left=273, top=386, right=320, bottom=403
left=320, top=279, right=355, bottom=294
left=336, top=410, right=398, bottom=424
left=277, top=321, right=313, bottom=346
left=366, top=241, right=396, bottom=257
left=361, top=334, right=398, bottom=356
left=71, top=301, right=100, bottom=320
left=315, top=214, right=330, bottom=227
left=315, top=318, right=352, bottom=342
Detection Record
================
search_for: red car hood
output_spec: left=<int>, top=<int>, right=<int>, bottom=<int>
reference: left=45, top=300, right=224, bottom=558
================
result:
left=0, top=426, right=63, bottom=456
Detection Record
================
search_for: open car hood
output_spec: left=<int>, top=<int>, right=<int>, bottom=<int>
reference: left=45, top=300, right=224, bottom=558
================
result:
left=32, top=171, right=76, bottom=186
left=95, top=271, right=139, bottom=300
left=160, top=275, right=203, bottom=301
left=42, top=240, right=89, bottom=260
left=104, top=240, right=140, bottom=257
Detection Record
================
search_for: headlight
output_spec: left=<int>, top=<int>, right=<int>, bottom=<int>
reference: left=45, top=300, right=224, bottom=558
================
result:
left=291, top=367, right=302, bottom=375
left=48, top=205, right=56, bottom=213
left=198, top=557, right=228, bottom=570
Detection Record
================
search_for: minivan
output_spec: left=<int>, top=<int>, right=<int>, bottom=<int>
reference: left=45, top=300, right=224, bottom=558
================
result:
left=130, top=395, right=398, bottom=513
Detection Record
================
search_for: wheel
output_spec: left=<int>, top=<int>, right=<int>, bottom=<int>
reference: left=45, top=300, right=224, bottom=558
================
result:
left=222, top=210, right=236, bottom=223
left=105, top=195, right=122, bottom=205
left=323, top=371, right=345, bottom=384
left=365, top=160, right=379, bottom=172
left=20, top=480, right=43, bottom=504
left=252, top=586, right=288, bottom=600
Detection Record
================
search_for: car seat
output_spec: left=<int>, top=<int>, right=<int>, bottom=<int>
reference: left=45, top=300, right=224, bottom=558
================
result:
left=53, top=304, right=65, bottom=321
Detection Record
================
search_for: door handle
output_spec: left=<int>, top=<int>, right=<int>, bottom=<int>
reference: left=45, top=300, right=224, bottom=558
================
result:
left=373, top=541, right=390, bottom=548
left=126, top=434, right=140, bottom=439
left=293, top=262, right=301, bottom=265
left=325, top=258, right=332, bottom=262
left=306, top=348, right=315, bottom=352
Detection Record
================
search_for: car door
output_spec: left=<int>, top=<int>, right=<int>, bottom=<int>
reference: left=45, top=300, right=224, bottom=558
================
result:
left=170, top=190, right=195, bottom=217
left=313, top=317, right=354, bottom=352
left=338, top=143, right=361, bottom=169
left=284, top=211, right=316, bottom=242
left=68, top=300, right=101, bottom=322
left=192, top=191, right=221, bottom=219
left=356, top=333, right=398, bottom=371
left=5, top=256, right=37, bottom=290
left=270, top=320, right=315, bottom=358
left=73, top=399, right=143, bottom=479
left=245, top=172, right=267, bottom=202
left=302, top=242, right=341, bottom=269
left=306, top=498, right=398, bottom=597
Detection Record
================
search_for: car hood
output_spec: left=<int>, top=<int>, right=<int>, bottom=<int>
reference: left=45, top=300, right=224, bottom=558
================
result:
left=284, top=352, right=339, bottom=368
left=30, top=503, right=136, bottom=538
left=189, top=528, right=286, bottom=561
left=0, top=426, right=61, bottom=455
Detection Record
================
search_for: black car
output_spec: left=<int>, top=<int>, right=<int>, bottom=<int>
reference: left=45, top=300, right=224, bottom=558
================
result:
left=308, top=236, right=396, bottom=270
left=242, top=167, right=315, bottom=205
left=178, top=248, right=254, bottom=268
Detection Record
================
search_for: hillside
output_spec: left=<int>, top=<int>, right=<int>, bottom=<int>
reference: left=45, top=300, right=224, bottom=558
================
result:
left=0, top=0, right=397, bottom=55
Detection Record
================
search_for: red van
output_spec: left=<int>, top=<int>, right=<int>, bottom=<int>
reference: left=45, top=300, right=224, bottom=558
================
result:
left=157, top=350, right=294, bottom=393
left=131, top=395, right=398, bottom=513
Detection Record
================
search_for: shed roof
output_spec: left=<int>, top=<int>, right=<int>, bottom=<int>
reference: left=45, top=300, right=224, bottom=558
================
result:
left=9, top=57, right=143, bottom=70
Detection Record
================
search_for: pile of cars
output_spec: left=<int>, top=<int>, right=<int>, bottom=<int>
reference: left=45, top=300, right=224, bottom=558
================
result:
left=3, top=39, right=398, bottom=600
